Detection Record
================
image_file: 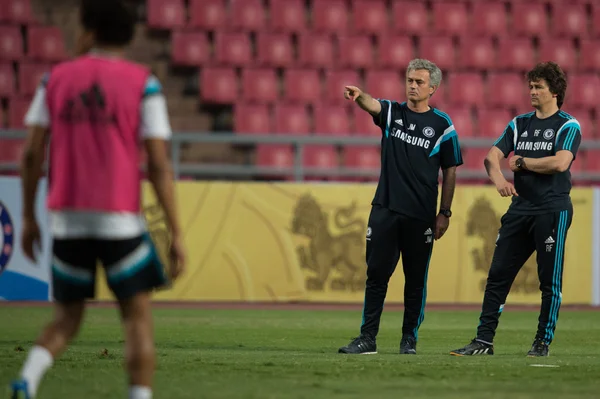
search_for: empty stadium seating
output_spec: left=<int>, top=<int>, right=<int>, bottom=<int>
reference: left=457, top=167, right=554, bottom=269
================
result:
left=153, top=0, right=600, bottom=180
left=255, top=144, right=294, bottom=180
left=0, top=63, right=15, bottom=97
left=1, top=0, right=599, bottom=182
left=27, top=26, right=67, bottom=61
left=343, top=145, right=380, bottom=182
left=234, top=103, right=272, bottom=134
left=7, top=97, right=30, bottom=129
left=0, top=0, right=34, bottom=24
left=0, top=26, right=24, bottom=61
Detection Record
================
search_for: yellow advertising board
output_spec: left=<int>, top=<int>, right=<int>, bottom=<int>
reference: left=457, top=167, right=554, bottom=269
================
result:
left=95, top=182, right=594, bottom=305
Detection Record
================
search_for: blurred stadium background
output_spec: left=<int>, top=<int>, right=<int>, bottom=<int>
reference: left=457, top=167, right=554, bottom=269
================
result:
left=0, top=0, right=599, bottom=304
left=1, top=1, right=600, bottom=398
left=2, top=0, right=600, bottom=181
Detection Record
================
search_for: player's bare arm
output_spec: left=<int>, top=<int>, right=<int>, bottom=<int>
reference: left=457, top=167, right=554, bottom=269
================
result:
left=484, top=147, right=518, bottom=197
left=435, top=166, right=456, bottom=240
left=344, top=86, right=382, bottom=116
left=509, top=151, right=574, bottom=175
left=19, top=125, right=49, bottom=261
left=145, top=139, right=186, bottom=279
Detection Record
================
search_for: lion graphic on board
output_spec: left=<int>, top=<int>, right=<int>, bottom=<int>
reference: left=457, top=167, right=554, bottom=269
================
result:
left=467, top=196, right=538, bottom=294
left=291, top=194, right=366, bottom=292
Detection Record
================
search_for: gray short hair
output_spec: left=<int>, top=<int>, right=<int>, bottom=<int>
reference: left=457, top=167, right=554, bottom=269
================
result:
left=407, top=58, right=442, bottom=88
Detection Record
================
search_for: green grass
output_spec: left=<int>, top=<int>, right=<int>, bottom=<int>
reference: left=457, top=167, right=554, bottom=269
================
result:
left=1, top=306, right=599, bottom=398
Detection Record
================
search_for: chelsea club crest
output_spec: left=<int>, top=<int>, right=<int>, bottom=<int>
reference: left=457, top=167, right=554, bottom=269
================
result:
left=0, top=201, right=14, bottom=275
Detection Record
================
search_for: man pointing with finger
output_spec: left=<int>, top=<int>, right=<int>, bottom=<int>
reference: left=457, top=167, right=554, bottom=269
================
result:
left=338, top=59, right=463, bottom=355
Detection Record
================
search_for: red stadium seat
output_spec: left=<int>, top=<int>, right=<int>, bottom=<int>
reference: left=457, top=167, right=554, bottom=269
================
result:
left=432, top=2, right=468, bottom=36
left=560, top=108, right=593, bottom=138
left=313, top=105, right=352, bottom=136
left=477, top=108, right=513, bottom=138
left=337, top=36, right=373, bottom=69
left=200, top=67, right=238, bottom=103
left=298, top=34, right=334, bottom=68
left=568, top=149, right=583, bottom=174
left=274, top=104, right=310, bottom=135
left=255, top=144, right=294, bottom=180
left=470, top=2, right=508, bottom=37
left=418, top=36, right=455, bottom=70
left=565, top=74, right=600, bottom=111
left=256, top=145, right=293, bottom=167
left=458, top=37, right=496, bottom=70
left=0, top=26, right=23, bottom=61
left=0, top=63, right=15, bottom=97
left=593, top=5, right=600, bottom=38
left=189, top=0, right=227, bottom=29
left=430, top=83, right=447, bottom=110
left=170, top=31, right=209, bottom=66
left=231, top=0, right=266, bottom=31
left=579, top=40, right=600, bottom=71
left=0, top=0, right=33, bottom=23
left=391, top=2, right=428, bottom=35
left=303, top=145, right=338, bottom=180
left=365, top=70, right=402, bottom=101
left=511, top=3, right=548, bottom=37
left=0, top=139, right=25, bottom=163
left=215, top=32, right=252, bottom=66
left=343, top=146, right=380, bottom=176
left=146, top=0, right=185, bottom=29
left=352, top=105, right=381, bottom=137
left=445, top=107, right=474, bottom=138
left=537, top=39, right=577, bottom=72
left=312, top=0, right=348, bottom=33
left=342, top=145, right=380, bottom=182
left=448, top=72, right=484, bottom=107
left=269, top=0, right=307, bottom=32
left=257, top=33, right=293, bottom=67
left=352, top=0, right=388, bottom=34
left=234, top=103, right=272, bottom=134
left=242, top=68, right=278, bottom=103
left=283, top=69, right=321, bottom=104
left=376, top=35, right=413, bottom=68
left=27, top=26, right=67, bottom=62
left=584, top=150, right=600, bottom=171
left=325, top=70, right=360, bottom=104
left=18, top=62, right=49, bottom=96
left=497, top=38, right=535, bottom=71
left=551, top=4, right=588, bottom=38
left=486, top=73, right=529, bottom=109
left=7, top=97, right=31, bottom=129
left=464, top=148, right=489, bottom=171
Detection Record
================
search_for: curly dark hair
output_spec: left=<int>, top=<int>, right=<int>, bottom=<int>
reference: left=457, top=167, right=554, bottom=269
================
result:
left=526, top=62, right=567, bottom=108
left=80, top=0, right=136, bottom=47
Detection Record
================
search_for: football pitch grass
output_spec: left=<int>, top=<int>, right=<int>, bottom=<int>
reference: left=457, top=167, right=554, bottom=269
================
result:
left=1, top=305, right=599, bottom=399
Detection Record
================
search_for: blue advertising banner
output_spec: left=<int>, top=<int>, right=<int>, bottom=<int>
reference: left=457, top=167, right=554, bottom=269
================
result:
left=0, top=177, right=51, bottom=300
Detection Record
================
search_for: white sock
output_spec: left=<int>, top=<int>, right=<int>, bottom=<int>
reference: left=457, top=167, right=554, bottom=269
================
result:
left=129, top=385, right=152, bottom=399
left=19, top=345, right=54, bottom=397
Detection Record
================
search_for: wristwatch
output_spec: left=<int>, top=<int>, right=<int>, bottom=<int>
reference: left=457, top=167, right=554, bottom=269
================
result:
left=439, top=208, right=452, bottom=218
left=515, top=157, right=526, bottom=170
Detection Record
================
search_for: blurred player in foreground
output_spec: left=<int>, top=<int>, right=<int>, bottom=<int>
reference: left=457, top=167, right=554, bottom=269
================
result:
left=450, top=62, right=580, bottom=357
left=338, top=59, right=463, bottom=355
left=10, top=0, right=185, bottom=398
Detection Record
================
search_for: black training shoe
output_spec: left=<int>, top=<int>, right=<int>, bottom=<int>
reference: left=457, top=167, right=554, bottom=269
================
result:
left=338, top=335, right=377, bottom=354
left=527, top=338, right=549, bottom=357
left=450, top=339, right=494, bottom=356
left=400, top=335, right=417, bottom=355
